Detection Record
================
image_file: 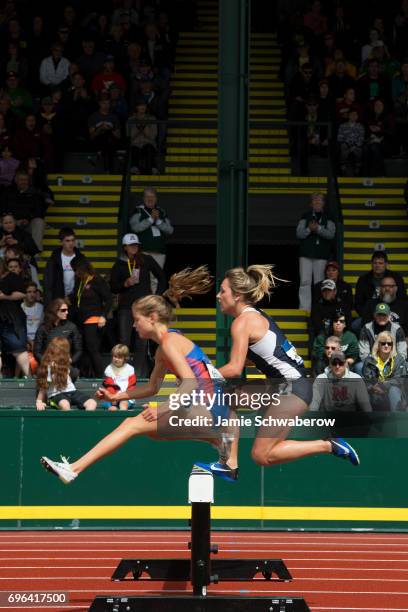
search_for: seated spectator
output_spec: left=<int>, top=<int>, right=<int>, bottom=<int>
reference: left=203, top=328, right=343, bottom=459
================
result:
left=129, top=59, right=157, bottom=104
left=325, top=49, right=357, bottom=79
left=138, top=79, right=168, bottom=120
left=395, top=0, right=408, bottom=59
left=310, top=350, right=372, bottom=412
left=363, top=98, right=394, bottom=176
left=287, top=62, right=319, bottom=120
left=354, top=250, right=406, bottom=320
left=336, top=87, right=362, bottom=124
left=4, top=72, right=32, bottom=119
left=110, top=233, right=166, bottom=377
left=98, top=343, right=137, bottom=411
left=368, top=42, right=400, bottom=80
left=361, top=28, right=384, bottom=64
left=112, top=0, right=140, bottom=28
left=311, top=279, right=352, bottom=335
left=0, top=258, right=30, bottom=377
left=328, top=60, right=355, bottom=100
left=88, top=95, right=121, bottom=173
left=60, top=72, right=94, bottom=148
left=337, top=108, right=365, bottom=176
left=296, top=191, right=335, bottom=311
left=108, top=83, right=128, bottom=126
left=13, top=114, right=52, bottom=170
left=36, top=96, right=65, bottom=171
left=362, top=274, right=408, bottom=332
left=0, top=146, right=19, bottom=188
left=43, top=227, right=84, bottom=307
left=76, top=38, right=106, bottom=84
left=69, top=256, right=113, bottom=378
left=1, top=41, right=28, bottom=84
left=0, top=213, right=39, bottom=257
left=312, top=333, right=341, bottom=375
left=21, top=281, right=43, bottom=354
left=24, top=157, right=54, bottom=208
left=362, top=331, right=407, bottom=411
left=357, top=59, right=391, bottom=105
left=91, top=55, right=127, bottom=96
left=394, top=83, right=408, bottom=156
left=303, top=0, right=328, bottom=37
left=36, top=337, right=96, bottom=411
left=129, top=100, right=158, bottom=175
left=39, top=43, right=70, bottom=91
left=313, top=313, right=359, bottom=372
left=313, top=260, right=353, bottom=311
left=392, top=59, right=408, bottom=100
left=0, top=170, right=46, bottom=251
left=33, top=298, right=82, bottom=368
left=359, top=303, right=407, bottom=366
left=0, top=112, right=13, bottom=150
left=3, top=245, right=40, bottom=289
left=141, top=22, right=173, bottom=85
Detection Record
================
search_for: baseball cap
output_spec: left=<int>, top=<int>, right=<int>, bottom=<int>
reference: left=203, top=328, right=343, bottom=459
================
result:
left=330, top=351, right=346, bottom=364
left=325, top=260, right=339, bottom=271
left=321, top=279, right=336, bottom=291
left=122, top=233, right=140, bottom=246
left=375, top=302, right=390, bottom=316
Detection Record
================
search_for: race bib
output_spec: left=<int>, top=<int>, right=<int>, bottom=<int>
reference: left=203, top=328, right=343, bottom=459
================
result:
left=281, top=339, right=304, bottom=366
left=205, top=362, right=226, bottom=382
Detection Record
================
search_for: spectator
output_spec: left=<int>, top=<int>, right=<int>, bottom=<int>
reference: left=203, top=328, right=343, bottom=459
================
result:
left=4, top=71, right=32, bottom=118
left=296, top=191, right=335, bottom=311
left=288, top=62, right=319, bottom=120
left=129, top=187, right=174, bottom=290
left=129, top=100, right=158, bottom=174
left=91, top=55, right=127, bottom=95
left=312, top=333, right=341, bottom=375
left=310, top=350, right=372, bottom=412
left=110, top=233, right=166, bottom=377
left=325, top=49, right=357, bottom=79
left=0, top=258, right=30, bottom=377
left=3, top=245, right=40, bottom=289
left=327, top=60, right=355, bottom=100
left=311, top=279, right=352, bottom=335
left=0, top=113, right=13, bottom=150
left=354, top=251, right=406, bottom=319
left=0, top=96, right=17, bottom=133
left=394, top=83, right=408, bottom=156
left=357, top=59, right=391, bottom=105
left=76, top=39, right=106, bottom=84
left=39, top=43, right=70, bottom=90
left=36, top=337, right=96, bottom=411
left=394, top=0, right=408, bottom=59
left=392, top=60, right=408, bottom=100
left=108, top=83, right=128, bottom=125
left=43, top=227, right=84, bottom=307
left=0, top=170, right=46, bottom=251
left=98, top=343, right=137, bottom=411
left=88, top=95, right=121, bottom=173
left=13, top=114, right=52, bottom=169
left=303, top=0, right=328, bottom=37
left=337, top=108, right=365, bottom=176
left=0, top=146, right=19, bottom=188
left=359, top=303, right=407, bottom=365
left=33, top=298, right=82, bottom=367
left=362, top=274, right=408, bottom=332
left=0, top=213, right=39, bottom=258
left=362, top=330, right=407, bottom=411
left=69, top=256, right=113, bottom=378
left=21, top=281, right=43, bottom=353
left=313, top=260, right=353, bottom=311
left=363, top=98, right=394, bottom=176
left=313, top=313, right=359, bottom=373
left=60, top=71, right=94, bottom=148
left=336, top=87, right=362, bottom=124
left=361, top=28, right=384, bottom=64
left=1, top=41, right=28, bottom=84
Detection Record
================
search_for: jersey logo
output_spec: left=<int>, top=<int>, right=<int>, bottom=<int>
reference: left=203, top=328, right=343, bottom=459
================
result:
left=281, top=339, right=304, bottom=366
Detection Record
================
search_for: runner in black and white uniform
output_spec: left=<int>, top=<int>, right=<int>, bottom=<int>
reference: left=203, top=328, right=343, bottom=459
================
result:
left=198, top=264, right=360, bottom=477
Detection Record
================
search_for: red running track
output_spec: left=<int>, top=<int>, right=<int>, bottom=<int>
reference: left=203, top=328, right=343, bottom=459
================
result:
left=0, top=531, right=408, bottom=611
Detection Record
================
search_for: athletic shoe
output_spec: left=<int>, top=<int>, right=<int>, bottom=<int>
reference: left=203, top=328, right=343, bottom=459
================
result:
left=193, top=461, right=239, bottom=482
left=329, top=438, right=360, bottom=466
left=40, top=456, right=77, bottom=484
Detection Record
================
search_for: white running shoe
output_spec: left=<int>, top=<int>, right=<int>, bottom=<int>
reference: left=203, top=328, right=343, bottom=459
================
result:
left=40, top=456, right=78, bottom=484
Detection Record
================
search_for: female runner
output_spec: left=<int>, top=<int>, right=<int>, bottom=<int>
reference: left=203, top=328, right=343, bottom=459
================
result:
left=196, top=264, right=359, bottom=476
left=41, top=266, right=237, bottom=484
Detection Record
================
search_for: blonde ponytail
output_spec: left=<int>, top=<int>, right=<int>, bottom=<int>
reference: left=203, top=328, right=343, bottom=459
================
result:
left=225, top=264, right=284, bottom=304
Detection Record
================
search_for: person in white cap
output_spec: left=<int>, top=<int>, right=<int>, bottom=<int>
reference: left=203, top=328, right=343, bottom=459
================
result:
left=109, top=233, right=166, bottom=377
left=310, top=278, right=352, bottom=336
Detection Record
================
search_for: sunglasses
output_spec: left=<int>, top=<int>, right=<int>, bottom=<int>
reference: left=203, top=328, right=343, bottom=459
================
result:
left=381, top=285, right=396, bottom=289
left=379, top=341, right=392, bottom=346
left=331, top=360, right=345, bottom=366
left=334, top=319, right=346, bottom=323
left=325, top=345, right=338, bottom=350
left=59, top=308, right=68, bottom=312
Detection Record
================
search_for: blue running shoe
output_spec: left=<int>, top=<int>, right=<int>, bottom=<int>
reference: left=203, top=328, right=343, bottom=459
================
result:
left=329, top=438, right=360, bottom=466
left=193, top=462, right=239, bottom=482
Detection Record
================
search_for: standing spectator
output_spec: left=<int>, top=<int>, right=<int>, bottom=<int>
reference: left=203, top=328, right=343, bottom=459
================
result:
left=61, top=72, right=94, bottom=148
left=359, top=303, right=407, bottom=365
left=33, top=298, right=82, bottom=368
left=310, top=352, right=372, bottom=412
left=110, top=233, right=166, bottom=377
left=296, top=191, right=335, bottom=311
left=0, top=170, right=46, bottom=251
left=43, top=227, right=84, bottom=307
left=362, top=331, right=407, bottom=411
left=88, top=95, right=121, bottom=173
left=69, top=257, right=113, bottom=378
left=129, top=187, right=174, bottom=292
left=99, top=344, right=137, bottom=411
left=354, top=251, right=406, bottom=319
left=21, top=281, right=43, bottom=356
left=129, top=100, right=158, bottom=174
left=337, top=108, right=365, bottom=176
left=363, top=98, right=394, bottom=176
left=39, top=43, right=70, bottom=91
left=0, top=262, right=30, bottom=377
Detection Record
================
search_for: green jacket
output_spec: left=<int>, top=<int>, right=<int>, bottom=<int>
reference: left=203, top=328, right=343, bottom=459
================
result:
left=129, top=205, right=174, bottom=253
left=313, top=330, right=359, bottom=361
left=296, top=210, right=335, bottom=260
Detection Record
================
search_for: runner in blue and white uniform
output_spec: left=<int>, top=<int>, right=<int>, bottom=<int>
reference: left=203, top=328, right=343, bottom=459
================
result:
left=197, top=264, right=359, bottom=479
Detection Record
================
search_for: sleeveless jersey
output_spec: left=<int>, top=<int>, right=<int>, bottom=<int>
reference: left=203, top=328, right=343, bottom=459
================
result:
left=243, top=308, right=306, bottom=380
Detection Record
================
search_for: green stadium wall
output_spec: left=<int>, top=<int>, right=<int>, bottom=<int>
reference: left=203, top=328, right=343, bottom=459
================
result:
left=2, top=410, right=408, bottom=531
